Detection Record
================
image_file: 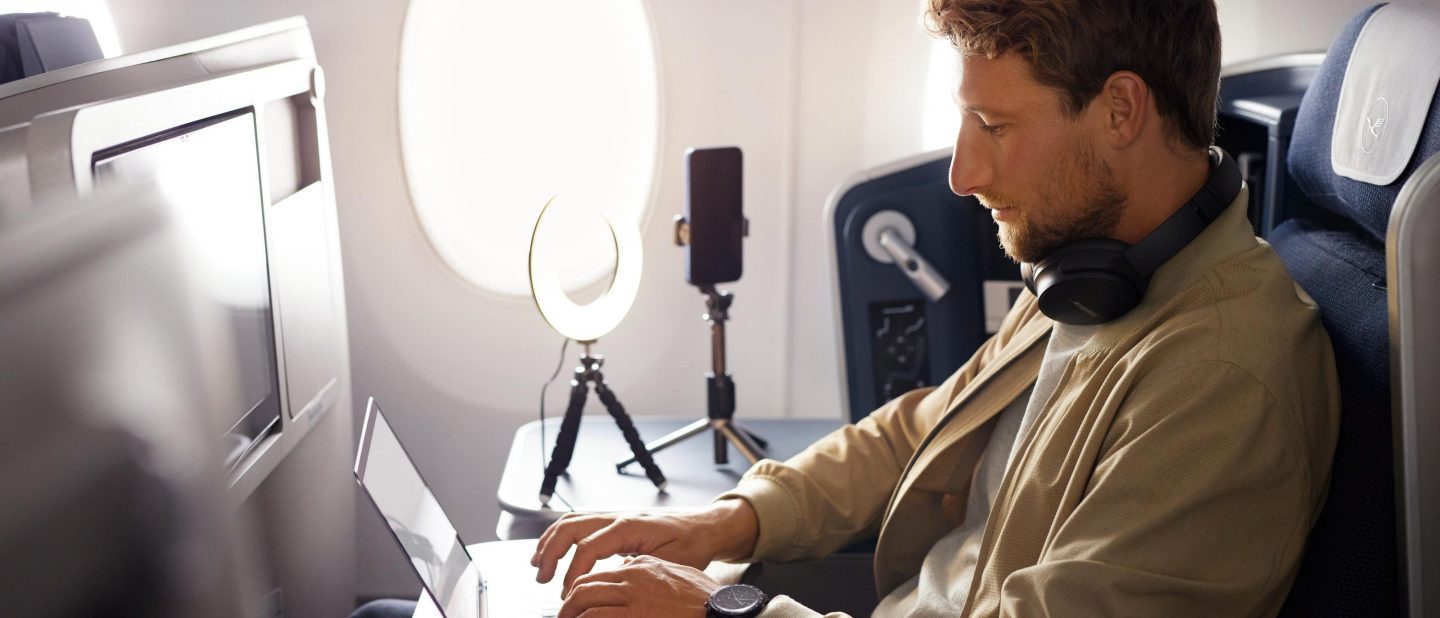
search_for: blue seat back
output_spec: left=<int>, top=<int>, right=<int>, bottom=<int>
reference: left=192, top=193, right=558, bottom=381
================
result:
left=827, top=152, right=1020, bottom=422
left=1271, top=3, right=1440, bottom=615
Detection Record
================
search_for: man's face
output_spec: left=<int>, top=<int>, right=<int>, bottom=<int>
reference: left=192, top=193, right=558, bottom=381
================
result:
left=948, top=53, right=1128, bottom=264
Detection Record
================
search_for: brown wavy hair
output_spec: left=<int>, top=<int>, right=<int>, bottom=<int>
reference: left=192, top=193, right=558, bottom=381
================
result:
left=924, top=0, right=1221, bottom=150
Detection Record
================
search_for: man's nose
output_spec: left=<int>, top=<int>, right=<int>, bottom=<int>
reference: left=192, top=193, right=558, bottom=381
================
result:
left=948, top=133, right=991, bottom=197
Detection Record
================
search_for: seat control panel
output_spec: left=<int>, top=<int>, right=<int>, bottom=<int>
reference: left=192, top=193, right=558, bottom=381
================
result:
left=869, top=300, right=930, bottom=404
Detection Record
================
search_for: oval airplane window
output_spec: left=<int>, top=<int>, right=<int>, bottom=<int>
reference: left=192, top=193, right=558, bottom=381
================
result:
left=398, top=0, right=662, bottom=298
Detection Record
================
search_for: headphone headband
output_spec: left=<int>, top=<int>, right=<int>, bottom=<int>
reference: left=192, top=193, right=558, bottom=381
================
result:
left=1124, top=147, right=1242, bottom=276
left=1023, top=147, right=1243, bottom=325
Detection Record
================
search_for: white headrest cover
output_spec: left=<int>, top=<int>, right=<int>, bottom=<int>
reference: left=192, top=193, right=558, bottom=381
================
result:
left=1332, top=3, right=1440, bottom=185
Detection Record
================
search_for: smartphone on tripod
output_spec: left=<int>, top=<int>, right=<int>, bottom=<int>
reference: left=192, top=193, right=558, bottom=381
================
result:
left=619, top=146, right=767, bottom=470
left=683, top=146, right=745, bottom=285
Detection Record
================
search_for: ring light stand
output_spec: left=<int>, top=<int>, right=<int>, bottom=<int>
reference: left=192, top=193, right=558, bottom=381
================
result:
left=529, top=197, right=665, bottom=506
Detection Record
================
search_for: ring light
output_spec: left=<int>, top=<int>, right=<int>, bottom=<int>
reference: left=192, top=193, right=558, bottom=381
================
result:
left=528, top=196, right=643, bottom=342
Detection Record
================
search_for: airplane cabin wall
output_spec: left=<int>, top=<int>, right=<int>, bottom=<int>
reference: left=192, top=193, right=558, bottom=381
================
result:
left=784, top=1, right=939, bottom=420
left=1217, top=0, right=1400, bottom=65
left=99, top=0, right=1390, bottom=605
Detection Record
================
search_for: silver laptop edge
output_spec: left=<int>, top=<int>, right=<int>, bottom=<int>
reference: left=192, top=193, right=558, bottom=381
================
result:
left=355, top=397, right=487, bottom=618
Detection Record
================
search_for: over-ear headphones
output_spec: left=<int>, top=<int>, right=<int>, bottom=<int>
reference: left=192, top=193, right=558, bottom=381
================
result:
left=1021, top=146, right=1242, bottom=325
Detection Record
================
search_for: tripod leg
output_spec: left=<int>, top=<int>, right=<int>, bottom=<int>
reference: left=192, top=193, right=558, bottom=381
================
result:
left=716, top=422, right=765, bottom=466
left=539, top=376, right=588, bottom=505
left=616, top=418, right=710, bottom=471
left=733, top=422, right=770, bottom=450
left=593, top=381, right=667, bottom=492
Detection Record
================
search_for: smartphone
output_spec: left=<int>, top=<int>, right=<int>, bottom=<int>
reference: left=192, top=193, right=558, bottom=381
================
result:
left=684, top=146, right=745, bottom=285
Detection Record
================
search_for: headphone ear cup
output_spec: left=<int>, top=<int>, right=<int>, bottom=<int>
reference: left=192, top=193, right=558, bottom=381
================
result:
left=1023, top=148, right=1238, bottom=326
left=1028, top=240, right=1144, bottom=325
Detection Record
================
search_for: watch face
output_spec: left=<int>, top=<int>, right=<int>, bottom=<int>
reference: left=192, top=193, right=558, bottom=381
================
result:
left=710, top=584, right=766, bottom=615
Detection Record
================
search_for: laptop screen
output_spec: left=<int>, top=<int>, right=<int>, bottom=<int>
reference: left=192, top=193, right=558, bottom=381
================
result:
left=355, top=400, right=481, bottom=618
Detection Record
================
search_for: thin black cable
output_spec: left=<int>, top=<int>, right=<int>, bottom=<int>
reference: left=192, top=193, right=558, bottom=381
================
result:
left=539, top=336, right=573, bottom=510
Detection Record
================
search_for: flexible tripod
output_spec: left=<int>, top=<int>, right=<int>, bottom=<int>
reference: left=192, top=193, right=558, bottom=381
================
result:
left=539, top=343, right=666, bottom=506
left=617, top=286, right=768, bottom=472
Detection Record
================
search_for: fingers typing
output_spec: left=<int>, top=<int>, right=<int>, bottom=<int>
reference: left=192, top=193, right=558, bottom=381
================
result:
left=557, top=581, right=627, bottom=618
left=563, top=523, right=633, bottom=596
left=532, top=514, right=610, bottom=583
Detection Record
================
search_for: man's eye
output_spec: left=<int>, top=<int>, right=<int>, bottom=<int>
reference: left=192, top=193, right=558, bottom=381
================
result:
left=980, top=122, right=1005, bottom=135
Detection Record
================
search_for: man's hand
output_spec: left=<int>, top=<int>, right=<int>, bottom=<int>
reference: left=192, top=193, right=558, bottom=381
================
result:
left=530, top=499, right=759, bottom=596
left=557, top=555, right=721, bottom=618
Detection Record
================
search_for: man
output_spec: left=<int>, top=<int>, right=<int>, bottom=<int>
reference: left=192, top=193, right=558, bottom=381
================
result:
left=534, top=0, right=1339, bottom=616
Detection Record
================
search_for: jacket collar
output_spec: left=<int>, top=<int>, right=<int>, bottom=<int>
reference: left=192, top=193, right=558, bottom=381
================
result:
left=1084, top=184, right=1253, bottom=352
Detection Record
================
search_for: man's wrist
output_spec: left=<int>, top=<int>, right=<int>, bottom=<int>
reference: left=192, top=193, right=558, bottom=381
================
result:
left=706, top=583, right=769, bottom=617
left=705, top=498, right=759, bottom=561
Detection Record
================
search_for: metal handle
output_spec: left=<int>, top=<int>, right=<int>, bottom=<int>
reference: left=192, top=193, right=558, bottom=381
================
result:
left=861, top=210, right=951, bottom=302
left=878, top=229, right=950, bottom=302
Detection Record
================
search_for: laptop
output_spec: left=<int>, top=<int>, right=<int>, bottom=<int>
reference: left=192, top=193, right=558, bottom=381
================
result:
left=356, top=398, right=600, bottom=618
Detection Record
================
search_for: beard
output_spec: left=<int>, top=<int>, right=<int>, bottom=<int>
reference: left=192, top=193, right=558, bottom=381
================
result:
left=978, top=142, right=1128, bottom=264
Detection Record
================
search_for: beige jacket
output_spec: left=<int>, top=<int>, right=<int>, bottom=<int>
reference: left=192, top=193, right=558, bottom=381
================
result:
left=721, top=188, right=1340, bottom=617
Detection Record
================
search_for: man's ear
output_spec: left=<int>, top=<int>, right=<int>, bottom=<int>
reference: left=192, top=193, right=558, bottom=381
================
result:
left=1098, top=71, right=1149, bottom=149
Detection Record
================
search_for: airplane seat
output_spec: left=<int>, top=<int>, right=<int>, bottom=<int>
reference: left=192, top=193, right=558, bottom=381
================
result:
left=766, top=153, right=1028, bottom=614
left=826, top=151, right=1021, bottom=423
left=1268, top=3, right=1440, bottom=615
left=0, top=188, right=253, bottom=617
left=1386, top=84, right=1440, bottom=618
left=1215, top=53, right=1323, bottom=237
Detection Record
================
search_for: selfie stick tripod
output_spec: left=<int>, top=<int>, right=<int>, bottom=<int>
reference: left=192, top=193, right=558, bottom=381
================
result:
left=617, top=286, right=768, bottom=472
left=540, top=342, right=667, bottom=506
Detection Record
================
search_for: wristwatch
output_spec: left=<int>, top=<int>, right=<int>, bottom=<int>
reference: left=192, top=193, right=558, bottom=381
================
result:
left=706, top=583, right=769, bottom=617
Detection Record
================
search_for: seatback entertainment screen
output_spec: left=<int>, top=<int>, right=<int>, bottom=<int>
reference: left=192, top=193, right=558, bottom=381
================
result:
left=93, top=109, right=282, bottom=471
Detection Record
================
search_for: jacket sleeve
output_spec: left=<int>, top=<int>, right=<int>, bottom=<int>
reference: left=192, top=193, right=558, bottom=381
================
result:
left=717, top=295, right=1040, bottom=564
left=996, top=360, right=1335, bottom=617
left=714, top=379, right=951, bottom=562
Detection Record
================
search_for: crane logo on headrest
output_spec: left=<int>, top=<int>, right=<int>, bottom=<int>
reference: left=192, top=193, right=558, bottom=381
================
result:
left=1362, top=97, right=1389, bottom=154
